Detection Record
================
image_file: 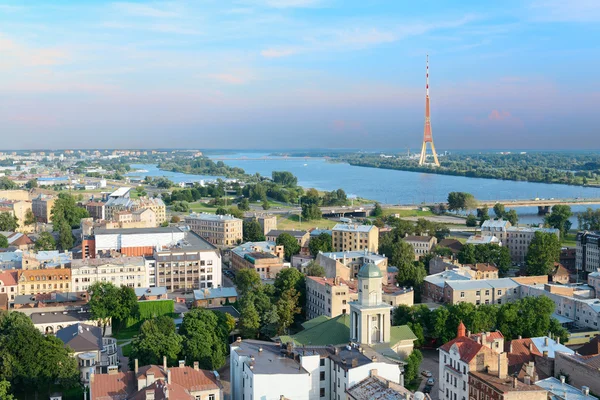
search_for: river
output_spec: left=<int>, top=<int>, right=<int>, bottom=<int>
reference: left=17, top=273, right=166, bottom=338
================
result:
left=128, top=153, right=600, bottom=227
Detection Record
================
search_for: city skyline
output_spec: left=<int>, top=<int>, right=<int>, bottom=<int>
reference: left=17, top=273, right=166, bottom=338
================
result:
left=1, top=0, right=599, bottom=150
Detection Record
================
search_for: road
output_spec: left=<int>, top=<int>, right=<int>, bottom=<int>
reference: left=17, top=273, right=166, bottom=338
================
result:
left=419, top=349, right=439, bottom=400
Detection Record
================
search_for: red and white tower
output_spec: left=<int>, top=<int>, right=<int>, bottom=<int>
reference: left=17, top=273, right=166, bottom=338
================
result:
left=419, top=55, right=440, bottom=166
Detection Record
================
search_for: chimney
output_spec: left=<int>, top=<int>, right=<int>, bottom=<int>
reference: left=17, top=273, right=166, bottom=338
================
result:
left=518, top=335, right=522, bottom=339
left=556, top=336, right=560, bottom=344
left=352, top=358, right=358, bottom=368
left=236, top=336, right=242, bottom=343
left=163, top=356, right=167, bottom=370
left=509, top=342, right=513, bottom=353
left=526, top=361, right=535, bottom=378
left=146, top=371, right=155, bottom=387
left=512, top=376, right=518, bottom=389
left=583, top=386, right=590, bottom=396
left=529, top=342, right=534, bottom=352
left=543, top=350, right=548, bottom=357
left=370, top=369, right=378, bottom=377
left=545, top=337, right=549, bottom=346
left=498, top=353, right=508, bottom=380
left=167, top=368, right=171, bottom=384
left=524, top=376, right=531, bottom=385
left=371, top=355, right=378, bottom=362
left=560, top=375, right=566, bottom=384
left=135, top=359, right=139, bottom=374
left=193, top=361, right=199, bottom=371
left=145, top=390, right=155, bottom=400
left=178, top=360, right=185, bottom=368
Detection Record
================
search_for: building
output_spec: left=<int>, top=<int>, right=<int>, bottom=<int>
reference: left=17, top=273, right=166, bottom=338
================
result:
left=536, top=377, right=597, bottom=400
left=31, top=309, right=108, bottom=335
left=193, top=286, right=238, bottom=308
left=90, top=358, right=222, bottom=400
left=134, top=286, right=168, bottom=300
left=266, top=229, right=310, bottom=247
left=481, top=220, right=512, bottom=244
left=437, top=238, right=464, bottom=255
left=444, top=278, right=520, bottom=306
left=135, top=196, right=167, bottom=225
left=317, top=250, right=389, bottom=284
left=346, top=371, right=413, bottom=400
left=31, top=194, right=55, bottom=223
left=550, top=263, right=570, bottom=284
left=246, top=214, right=278, bottom=235
left=423, top=270, right=472, bottom=303
left=93, top=226, right=186, bottom=257
left=70, top=257, right=149, bottom=292
left=332, top=223, right=379, bottom=253
left=5, top=232, right=34, bottom=249
left=429, top=256, right=462, bottom=275
left=468, top=361, right=548, bottom=400
left=561, top=248, right=577, bottom=273
left=114, top=207, right=157, bottom=228
left=154, top=230, right=222, bottom=291
left=185, top=213, right=243, bottom=247
left=0, top=199, right=33, bottom=232
left=438, top=323, right=500, bottom=400
left=403, top=235, right=438, bottom=260
left=85, top=201, right=105, bottom=221
left=466, top=235, right=501, bottom=246
left=230, top=241, right=286, bottom=280
left=0, top=270, right=18, bottom=301
left=577, top=231, right=600, bottom=274
left=104, top=187, right=135, bottom=221
left=56, top=323, right=117, bottom=384
left=21, top=250, right=72, bottom=269
left=18, top=267, right=71, bottom=295
left=554, top=352, right=600, bottom=396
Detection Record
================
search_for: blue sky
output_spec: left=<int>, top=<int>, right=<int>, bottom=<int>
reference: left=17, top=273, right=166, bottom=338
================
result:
left=1, top=0, right=599, bottom=150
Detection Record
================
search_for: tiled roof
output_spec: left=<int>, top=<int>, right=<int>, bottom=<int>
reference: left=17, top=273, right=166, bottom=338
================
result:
left=551, top=263, right=570, bottom=277
left=576, top=335, right=600, bottom=356
left=437, top=239, right=463, bottom=251
left=470, top=331, right=504, bottom=344
left=0, top=270, right=18, bottom=285
left=439, top=336, right=485, bottom=363
left=506, top=338, right=541, bottom=366
left=91, top=371, right=135, bottom=399
left=169, top=366, right=220, bottom=392
left=469, top=263, right=498, bottom=272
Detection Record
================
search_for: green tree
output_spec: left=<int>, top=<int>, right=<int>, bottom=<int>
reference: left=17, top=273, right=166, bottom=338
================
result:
left=262, top=200, right=270, bottom=210
left=276, top=233, right=301, bottom=260
left=458, top=244, right=477, bottom=264
left=215, top=207, right=227, bottom=215
left=234, top=269, right=262, bottom=295
left=404, top=349, right=423, bottom=388
left=25, top=179, right=38, bottom=189
left=172, top=201, right=190, bottom=212
left=179, top=308, right=230, bottom=370
left=87, top=282, right=139, bottom=335
left=379, top=236, right=416, bottom=267
left=372, top=202, right=383, bottom=217
left=0, top=235, right=7, bottom=248
left=58, top=221, right=74, bottom=250
left=34, top=231, right=56, bottom=251
left=478, top=206, right=490, bottom=224
left=24, top=209, right=36, bottom=226
left=0, top=177, right=17, bottom=190
left=465, top=214, right=478, bottom=227
left=433, top=246, right=453, bottom=257
left=301, top=203, right=321, bottom=221
left=243, top=220, right=266, bottom=242
left=526, top=231, right=561, bottom=276
left=274, top=268, right=305, bottom=295
left=308, top=232, right=332, bottom=256
left=493, top=203, right=506, bottom=219
left=276, top=288, right=301, bottom=334
left=129, top=316, right=183, bottom=369
left=238, top=198, right=250, bottom=211
left=0, top=213, right=18, bottom=231
left=0, top=380, right=14, bottom=400
left=447, top=192, right=477, bottom=212
left=51, top=192, right=89, bottom=229
left=505, top=209, right=519, bottom=225
left=544, top=205, right=572, bottom=237
left=396, top=261, right=427, bottom=289
left=227, top=207, right=245, bottom=219
left=272, top=171, right=298, bottom=187
left=239, top=301, right=260, bottom=338
left=305, top=261, right=326, bottom=277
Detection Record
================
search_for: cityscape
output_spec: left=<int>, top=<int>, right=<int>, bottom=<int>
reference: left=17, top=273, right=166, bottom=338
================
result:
left=1, top=1, right=600, bottom=400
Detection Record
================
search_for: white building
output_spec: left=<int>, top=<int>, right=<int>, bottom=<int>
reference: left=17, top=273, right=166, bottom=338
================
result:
left=93, top=226, right=186, bottom=257
left=577, top=231, right=600, bottom=273
left=71, top=256, right=150, bottom=292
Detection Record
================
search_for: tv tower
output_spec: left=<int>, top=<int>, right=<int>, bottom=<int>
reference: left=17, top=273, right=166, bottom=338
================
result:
left=418, top=55, right=440, bottom=166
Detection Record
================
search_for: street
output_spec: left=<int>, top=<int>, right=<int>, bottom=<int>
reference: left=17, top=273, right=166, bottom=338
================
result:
left=419, top=348, right=439, bottom=400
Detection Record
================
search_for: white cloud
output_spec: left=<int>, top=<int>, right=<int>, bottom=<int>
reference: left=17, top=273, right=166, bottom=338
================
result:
left=112, top=2, right=181, bottom=18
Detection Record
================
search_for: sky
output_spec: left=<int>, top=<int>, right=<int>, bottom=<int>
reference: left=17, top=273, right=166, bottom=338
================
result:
left=1, top=0, right=599, bottom=151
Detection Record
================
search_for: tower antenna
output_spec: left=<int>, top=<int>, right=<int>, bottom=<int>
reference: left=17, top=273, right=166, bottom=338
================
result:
left=419, top=55, right=440, bottom=166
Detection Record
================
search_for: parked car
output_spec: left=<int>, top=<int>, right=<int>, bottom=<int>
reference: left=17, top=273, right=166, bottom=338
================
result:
left=423, top=386, right=433, bottom=394
left=421, top=370, right=432, bottom=378
left=427, top=378, right=435, bottom=386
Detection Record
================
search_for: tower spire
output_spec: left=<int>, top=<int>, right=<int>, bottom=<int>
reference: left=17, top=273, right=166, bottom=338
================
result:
left=419, top=54, right=440, bottom=167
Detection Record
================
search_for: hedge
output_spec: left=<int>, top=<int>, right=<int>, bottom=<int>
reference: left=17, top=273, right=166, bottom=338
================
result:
left=120, top=299, right=176, bottom=329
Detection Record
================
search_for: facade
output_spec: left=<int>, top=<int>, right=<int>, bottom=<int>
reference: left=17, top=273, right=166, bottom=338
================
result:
left=230, top=241, right=286, bottom=280
left=185, top=213, right=243, bottom=247
left=85, top=201, right=105, bottom=221
left=444, top=278, right=520, bottom=306
left=31, top=310, right=109, bottom=336
left=56, top=323, right=118, bottom=384
left=0, top=270, right=18, bottom=301
left=90, top=358, right=222, bottom=400
left=424, top=270, right=472, bottom=303
left=404, top=235, right=438, bottom=260
left=0, top=199, right=33, bottom=232
left=114, top=207, right=157, bottom=228
left=332, top=223, right=379, bottom=253
left=577, top=231, right=600, bottom=274
left=70, top=257, right=149, bottom=292
left=94, top=226, right=186, bottom=257
left=317, top=250, right=389, bottom=284
left=135, top=196, right=167, bottom=225
left=32, top=194, right=55, bottom=223
left=18, top=267, right=71, bottom=295
left=469, top=366, right=548, bottom=400
left=258, top=215, right=277, bottom=235
left=193, top=286, right=238, bottom=308
left=266, top=229, right=310, bottom=247
left=154, top=231, right=222, bottom=291
left=554, top=352, right=600, bottom=396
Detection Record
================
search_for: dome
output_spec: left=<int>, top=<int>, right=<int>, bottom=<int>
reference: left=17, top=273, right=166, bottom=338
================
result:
left=357, top=262, right=383, bottom=278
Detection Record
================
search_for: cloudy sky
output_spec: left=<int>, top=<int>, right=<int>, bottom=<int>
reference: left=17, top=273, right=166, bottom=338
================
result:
left=1, top=0, right=599, bottom=150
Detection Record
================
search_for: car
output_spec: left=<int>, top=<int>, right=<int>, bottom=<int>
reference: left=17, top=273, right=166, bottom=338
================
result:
left=423, top=385, right=433, bottom=394
left=421, top=370, right=432, bottom=378
left=426, top=378, right=435, bottom=386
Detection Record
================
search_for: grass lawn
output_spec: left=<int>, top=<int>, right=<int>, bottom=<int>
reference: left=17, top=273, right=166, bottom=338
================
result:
left=446, top=235, right=467, bottom=243
left=383, top=208, right=434, bottom=218
left=562, top=232, right=577, bottom=247
left=277, top=215, right=338, bottom=230
left=188, top=202, right=219, bottom=213
left=121, top=343, right=132, bottom=357
left=113, top=326, right=139, bottom=341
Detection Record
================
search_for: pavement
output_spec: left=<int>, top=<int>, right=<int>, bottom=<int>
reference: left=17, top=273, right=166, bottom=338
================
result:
left=419, top=348, right=440, bottom=400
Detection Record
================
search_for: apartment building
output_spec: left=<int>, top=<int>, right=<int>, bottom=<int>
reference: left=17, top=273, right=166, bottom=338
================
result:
left=230, top=241, right=286, bottom=280
left=266, top=229, right=310, bottom=247
left=93, top=226, right=186, bottom=257
left=481, top=220, right=511, bottom=243
left=0, top=199, right=33, bottom=232
left=424, top=270, right=472, bottom=303
left=444, top=278, right=521, bottom=305
left=17, top=267, right=71, bottom=295
left=246, top=214, right=278, bottom=235
left=0, top=270, right=18, bottom=301
left=135, top=196, right=166, bottom=225
left=31, top=193, right=55, bottom=223
left=404, top=235, right=438, bottom=260
left=185, top=212, right=243, bottom=247
left=331, top=223, right=379, bottom=253
left=316, top=250, right=388, bottom=284
left=577, top=231, right=600, bottom=274
left=114, top=207, right=157, bottom=228
left=70, top=256, right=149, bottom=292
left=154, top=231, right=222, bottom=291
left=85, top=201, right=105, bottom=220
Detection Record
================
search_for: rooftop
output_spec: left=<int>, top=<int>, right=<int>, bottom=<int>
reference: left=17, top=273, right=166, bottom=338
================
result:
left=266, top=229, right=308, bottom=238
left=108, top=187, right=131, bottom=198
left=440, top=336, right=486, bottom=363
left=481, top=220, right=511, bottom=229
left=346, top=375, right=411, bottom=400
left=232, top=339, right=310, bottom=375
left=193, top=286, right=238, bottom=300
left=30, top=310, right=94, bottom=324
left=529, top=336, right=573, bottom=358
left=536, top=377, right=598, bottom=400
left=94, top=226, right=184, bottom=236
left=404, top=235, right=436, bottom=242
left=71, top=256, right=145, bottom=268
left=134, top=287, right=167, bottom=298
left=186, top=212, right=241, bottom=222
left=278, top=313, right=351, bottom=346
left=424, top=270, right=472, bottom=288
left=466, top=235, right=500, bottom=245
left=231, top=241, right=278, bottom=257
left=470, top=370, right=546, bottom=393
left=333, top=223, right=376, bottom=233
left=56, top=323, right=102, bottom=352
left=321, top=250, right=386, bottom=263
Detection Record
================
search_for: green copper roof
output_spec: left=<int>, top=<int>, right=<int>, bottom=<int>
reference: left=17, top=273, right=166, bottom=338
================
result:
left=301, top=315, right=330, bottom=330
left=390, top=325, right=418, bottom=346
left=280, top=313, right=351, bottom=346
left=358, top=262, right=383, bottom=278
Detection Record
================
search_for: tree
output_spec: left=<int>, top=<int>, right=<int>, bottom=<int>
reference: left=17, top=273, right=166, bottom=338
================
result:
left=505, top=209, right=519, bottom=225
left=544, top=205, right=572, bottom=237
left=155, top=178, right=174, bottom=189
left=243, top=220, right=266, bottom=242
left=179, top=308, right=230, bottom=370
left=0, top=235, right=7, bottom=248
left=371, top=202, right=383, bottom=217
left=272, top=171, right=298, bottom=187
left=87, top=282, right=138, bottom=335
left=51, top=192, right=89, bottom=229
left=34, top=231, right=56, bottom=251
left=404, top=349, right=423, bottom=388
left=526, top=231, right=561, bottom=276
left=0, top=213, right=18, bottom=231
left=238, top=198, right=250, bottom=211
left=396, top=261, right=427, bottom=289
left=215, top=207, right=227, bottom=215
left=301, top=203, right=321, bottom=221
left=239, top=301, right=260, bottom=338
left=276, top=233, right=301, bottom=260
left=305, top=261, right=326, bottom=277
left=457, top=244, right=477, bottom=264
left=447, top=192, right=477, bottom=212
left=0, top=380, right=14, bottom=400
left=457, top=243, right=511, bottom=276
left=171, top=201, right=190, bottom=212
left=262, top=200, right=270, bottom=210
left=308, top=232, right=332, bottom=256
left=433, top=246, right=454, bottom=257
left=274, top=268, right=305, bottom=295
left=478, top=206, right=490, bottom=224
left=58, top=221, right=74, bottom=250
left=493, top=203, right=506, bottom=219
left=171, top=215, right=181, bottom=223
left=379, top=236, right=416, bottom=268
left=234, top=269, right=261, bottom=295
left=25, top=179, right=38, bottom=189
left=114, top=286, right=140, bottom=331
left=24, top=209, right=36, bottom=226
left=578, top=207, right=600, bottom=231
left=129, top=316, right=183, bottom=368
left=276, top=288, right=301, bottom=334
left=0, top=177, right=17, bottom=190
left=465, top=214, right=478, bottom=227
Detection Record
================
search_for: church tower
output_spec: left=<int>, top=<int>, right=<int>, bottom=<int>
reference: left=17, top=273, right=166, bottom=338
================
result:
left=350, top=262, right=392, bottom=345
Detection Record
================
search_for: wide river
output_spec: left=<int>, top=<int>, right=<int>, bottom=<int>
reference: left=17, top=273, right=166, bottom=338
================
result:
left=129, top=152, right=600, bottom=227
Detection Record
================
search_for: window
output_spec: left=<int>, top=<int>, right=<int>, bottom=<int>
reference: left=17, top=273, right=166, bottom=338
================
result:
left=320, top=358, right=325, bottom=366
left=320, top=388, right=325, bottom=397
left=320, top=371, right=325, bottom=381
left=460, top=292, right=465, bottom=298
